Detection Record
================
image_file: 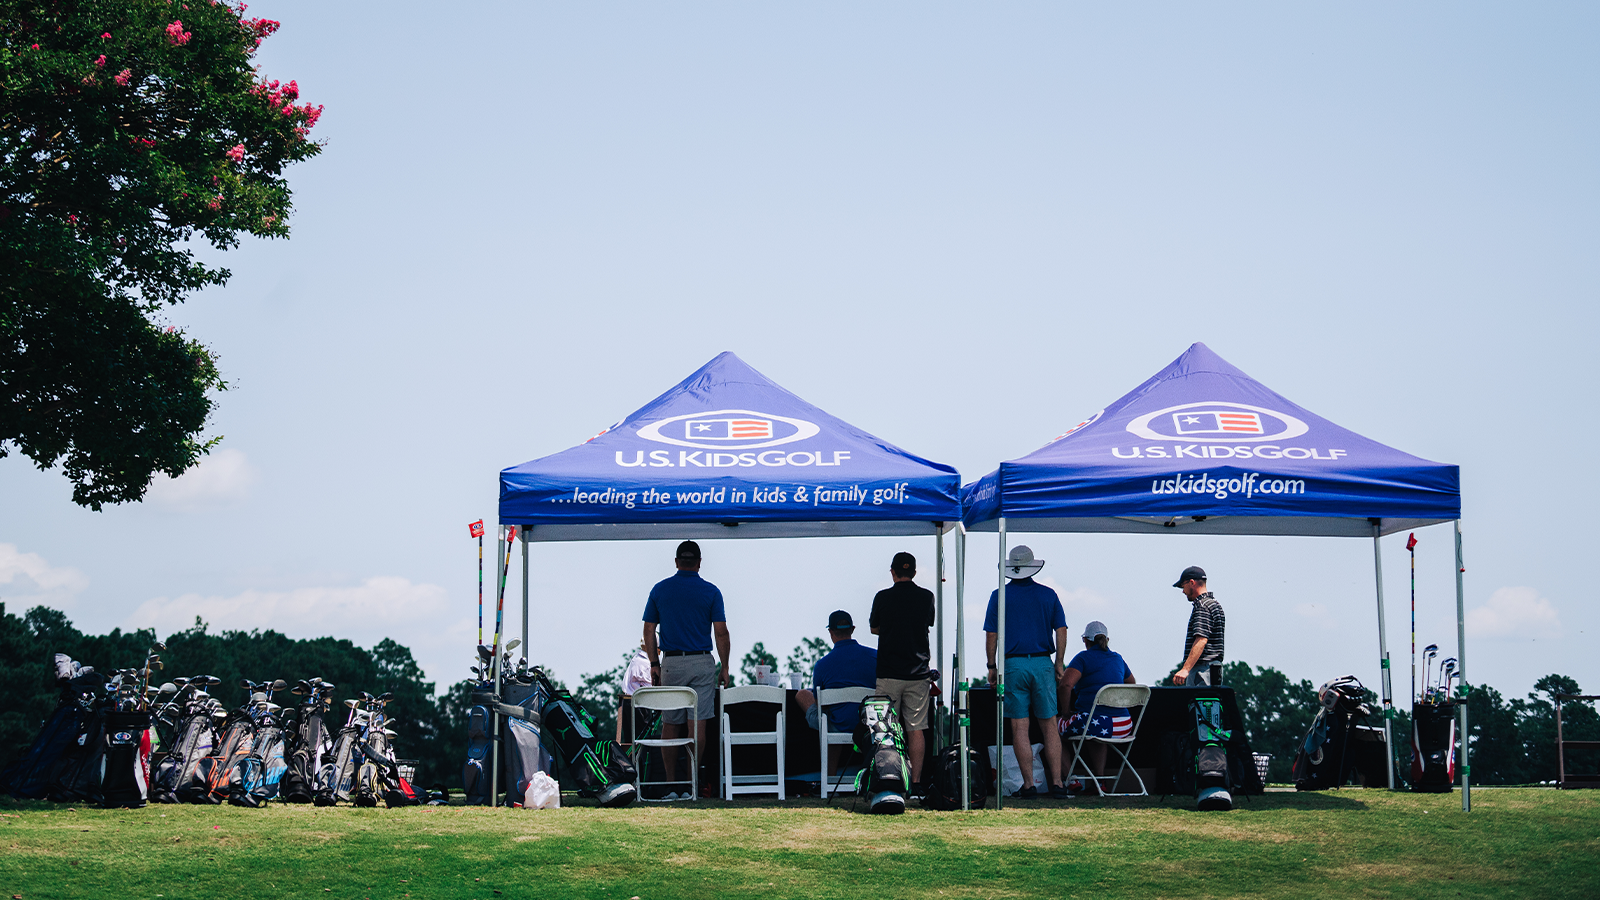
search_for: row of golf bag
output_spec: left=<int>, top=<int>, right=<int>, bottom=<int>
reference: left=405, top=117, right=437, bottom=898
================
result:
left=1290, top=674, right=1457, bottom=792
left=1, top=654, right=419, bottom=808
left=463, top=665, right=639, bottom=808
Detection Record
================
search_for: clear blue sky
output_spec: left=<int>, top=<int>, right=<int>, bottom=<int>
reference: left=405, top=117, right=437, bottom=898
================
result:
left=3, top=3, right=1595, bottom=708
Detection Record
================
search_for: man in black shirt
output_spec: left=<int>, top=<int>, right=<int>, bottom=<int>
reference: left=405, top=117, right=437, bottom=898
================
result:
left=1172, top=565, right=1226, bottom=686
left=869, top=551, right=936, bottom=786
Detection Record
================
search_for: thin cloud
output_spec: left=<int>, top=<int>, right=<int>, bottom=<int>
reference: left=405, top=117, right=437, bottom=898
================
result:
left=0, top=543, right=90, bottom=610
left=145, top=447, right=258, bottom=510
left=1466, top=587, right=1562, bottom=641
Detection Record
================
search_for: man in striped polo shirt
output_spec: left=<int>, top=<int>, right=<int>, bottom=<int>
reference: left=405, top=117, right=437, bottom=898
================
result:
left=1171, top=565, right=1225, bottom=686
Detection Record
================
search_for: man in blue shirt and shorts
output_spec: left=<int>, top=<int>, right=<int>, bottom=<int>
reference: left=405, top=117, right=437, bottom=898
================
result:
left=984, top=545, right=1071, bottom=799
left=643, top=540, right=730, bottom=795
left=794, top=610, right=877, bottom=776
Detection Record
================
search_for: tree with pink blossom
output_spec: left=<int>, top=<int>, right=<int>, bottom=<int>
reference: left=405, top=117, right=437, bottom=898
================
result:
left=1, top=0, right=324, bottom=509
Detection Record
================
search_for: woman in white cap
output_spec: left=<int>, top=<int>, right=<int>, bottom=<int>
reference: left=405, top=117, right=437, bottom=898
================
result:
left=1057, top=621, right=1136, bottom=788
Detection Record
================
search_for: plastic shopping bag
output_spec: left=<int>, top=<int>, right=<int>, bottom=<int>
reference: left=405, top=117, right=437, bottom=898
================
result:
left=524, top=771, right=561, bottom=810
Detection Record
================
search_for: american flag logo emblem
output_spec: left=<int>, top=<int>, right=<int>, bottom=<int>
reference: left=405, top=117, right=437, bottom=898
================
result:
left=1172, top=411, right=1264, bottom=435
left=685, top=418, right=773, bottom=440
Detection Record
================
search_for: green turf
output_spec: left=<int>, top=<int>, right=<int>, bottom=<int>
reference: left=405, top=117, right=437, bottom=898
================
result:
left=3, top=789, right=1597, bottom=900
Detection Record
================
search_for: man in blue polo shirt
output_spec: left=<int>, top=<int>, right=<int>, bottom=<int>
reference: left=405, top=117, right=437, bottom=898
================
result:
left=794, top=610, right=877, bottom=776
left=643, top=540, right=730, bottom=795
left=984, top=545, right=1071, bottom=800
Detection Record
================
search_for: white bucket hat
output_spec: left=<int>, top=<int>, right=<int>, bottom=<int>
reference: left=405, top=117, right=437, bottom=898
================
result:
left=1003, top=545, right=1044, bottom=579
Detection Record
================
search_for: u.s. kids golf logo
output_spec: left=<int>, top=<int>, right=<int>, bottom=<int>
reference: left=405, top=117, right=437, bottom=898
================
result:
left=616, top=409, right=849, bottom=468
left=1125, top=402, right=1307, bottom=443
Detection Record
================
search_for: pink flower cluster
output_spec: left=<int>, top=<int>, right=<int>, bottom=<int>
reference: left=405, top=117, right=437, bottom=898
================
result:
left=131, top=136, right=156, bottom=151
left=166, top=21, right=192, bottom=46
left=115, top=69, right=132, bottom=86
left=226, top=144, right=245, bottom=163
left=94, top=54, right=106, bottom=68
left=207, top=197, right=222, bottom=212
left=249, top=79, right=323, bottom=136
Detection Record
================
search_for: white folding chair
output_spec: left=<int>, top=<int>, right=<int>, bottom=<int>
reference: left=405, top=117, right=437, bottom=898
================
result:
left=816, top=686, right=874, bottom=799
left=1064, top=684, right=1151, bottom=797
left=631, top=686, right=699, bottom=802
left=719, top=685, right=787, bottom=799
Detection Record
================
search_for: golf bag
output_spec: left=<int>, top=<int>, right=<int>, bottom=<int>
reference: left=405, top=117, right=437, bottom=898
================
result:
left=48, top=704, right=108, bottom=804
left=1, top=700, right=87, bottom=799
left=1191, top=699, right=1233, bottom=811
left=920, top=742, right=989, bottom=811
left=1293, top=675, right=1371, bottom=791
left=101, top=711, right=153, bottom=808
left=187, top=713, right=256, bottom=804
left=1410, top=701, right=1458, bottom=793
left=533, top=669, right=637, bottom=808
left=350, top=727, right=418, bottom=808
left=229, top=720, right=288, bottom=808
left=462, top=702, right=493, bottom=805
left=281, top=708, right=329, bottom=803
left=314, top=724, right=361, bottom=806
left=152, top=703, right=218, bottom=804
left=853, top=695, right=909, bottom=814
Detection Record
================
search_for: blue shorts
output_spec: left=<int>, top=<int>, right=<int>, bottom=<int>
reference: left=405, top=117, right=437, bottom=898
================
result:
left=1002, top=656, right=1057, bottom=720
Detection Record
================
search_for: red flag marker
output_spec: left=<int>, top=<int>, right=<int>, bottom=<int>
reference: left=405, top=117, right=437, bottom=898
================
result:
left=469, top=520, right=485, bottom=538
left=1406, top=533, right=1417, bottom=551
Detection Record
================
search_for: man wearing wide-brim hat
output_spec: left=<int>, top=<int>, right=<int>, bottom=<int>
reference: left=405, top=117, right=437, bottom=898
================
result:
left=983, top=545, right=1071, bottom=800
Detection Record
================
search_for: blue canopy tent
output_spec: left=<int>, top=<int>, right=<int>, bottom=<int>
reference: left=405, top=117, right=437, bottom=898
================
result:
left=960, top=343, right=1468, bottom=808
left=490, top=352, right=963, bottom=804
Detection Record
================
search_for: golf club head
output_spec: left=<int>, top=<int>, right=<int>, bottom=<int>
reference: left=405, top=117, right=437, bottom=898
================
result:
left=159, top=682, right=178, bottom=694
left=205, top=675, right=222, bottom=686
left=271, top=679, right=288, bottom=692
left=193, top=690, right=210, bottom=701
left=240, top=678, right=253, bottom=689
left=174, top=677, right=190, bottom=687
left=377, top=692, right=392, bottom=702
left=506, top=638, right=521, bottom=653
left=477, top=645, right=494, bottom=662
left=345, top=698, right=360, bottom=708
left=292, top=680, right=310, bottom=695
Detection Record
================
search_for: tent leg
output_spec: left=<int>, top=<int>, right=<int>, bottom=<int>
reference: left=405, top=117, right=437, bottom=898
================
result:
left=521, top=531, right=529, bottom=656
left=956, top=526, right=968, bottom=811
left=935, top=527, right=945, bottom=733
left=996, top=518, right=1007, bottom=812
left=1373, top=527, right=1396, bottom=790
left=1456, top=520, right=1470, bottom=812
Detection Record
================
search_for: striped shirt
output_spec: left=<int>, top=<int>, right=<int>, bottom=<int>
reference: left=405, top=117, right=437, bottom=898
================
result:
left=1184, top=592, right=1225, bottom=664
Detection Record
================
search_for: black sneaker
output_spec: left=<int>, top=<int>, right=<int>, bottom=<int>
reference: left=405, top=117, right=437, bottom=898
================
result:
left=1012, top=785, right=1038, bottom=800
left=1049, top=783, right=1072, bottom=800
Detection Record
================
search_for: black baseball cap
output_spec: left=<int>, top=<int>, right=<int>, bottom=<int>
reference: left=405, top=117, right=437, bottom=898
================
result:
left=827, top=610, right=854, bottom=630
left=891, top=551, right=916, bottom=575
left=1173, top=565, right=1207, bottom=588
left=675, top=540, right=702, bottom=561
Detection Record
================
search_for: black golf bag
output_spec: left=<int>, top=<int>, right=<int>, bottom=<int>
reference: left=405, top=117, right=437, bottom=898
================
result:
left=1410, top=701, right=1457, bottom=793
left=1191, top=698, right=1233, bottom=811
left=152, top=703, right=218, bottom=804
left=48, top=704, right=108, bottom=804
left=281, top=708, right=329, bottom=804
left=532, top=669, right=636, bottom=808
left=229, top=720, right=288, bottom=808
left=920, top=743, right=989, bottom=811
left=1293, top=675, right=1372, bottom=791
left=1, top=700, right=87, bottom=799
left=101, top=711, right=153, bottom=808
left=315, top=724, right=361, bottom=806
left=462, top=701, right=493, bottom=805
left=853, top=695, right=909, bottom=814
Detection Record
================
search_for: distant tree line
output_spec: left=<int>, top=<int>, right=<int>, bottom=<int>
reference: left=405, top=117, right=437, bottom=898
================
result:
left=4, top=605, right=1596, bottom=790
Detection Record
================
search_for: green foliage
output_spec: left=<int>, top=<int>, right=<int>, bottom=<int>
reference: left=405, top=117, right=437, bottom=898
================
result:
left=738, top=641, right=778, bottom=686
left=1222, top=661, right=1319, bottom=782
left=0, top=0, right=321, bottom=507
left=784, top=636, right=828, bottom=679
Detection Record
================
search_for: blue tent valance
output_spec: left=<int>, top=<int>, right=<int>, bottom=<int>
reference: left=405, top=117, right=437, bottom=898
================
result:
left=501, top=352, right=962, bottom=540
left=962, top=343, right=1459, bottom=537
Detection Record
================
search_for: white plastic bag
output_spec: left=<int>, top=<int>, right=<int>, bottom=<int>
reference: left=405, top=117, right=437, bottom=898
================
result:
left=988, top=743, right=1047, bottom=797
left=524, top=771, right=561, bottom=809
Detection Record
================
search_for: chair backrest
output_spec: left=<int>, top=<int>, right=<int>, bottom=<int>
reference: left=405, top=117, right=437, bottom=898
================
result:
left=816, top=686, right=874, bottom=707
left=720, top=684, right=786, bottom=707
left=1090, top=684, right=1150, bottom=711
left=632, top=686, right=697, bottom=714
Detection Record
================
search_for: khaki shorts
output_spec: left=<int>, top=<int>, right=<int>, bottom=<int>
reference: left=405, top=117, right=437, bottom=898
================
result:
left=875, top=677, right=931, bottom=730
left=659, top=654, right=718, bottom=724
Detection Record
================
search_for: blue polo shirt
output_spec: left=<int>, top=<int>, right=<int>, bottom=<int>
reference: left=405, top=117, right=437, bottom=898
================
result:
left=811, top=639, right=878, bottom=730
left=982, top=578, right=1066, bottom=656
left=1066, top=648, right=1131, bottom=716
left=642, top=571, right=726, bottom=652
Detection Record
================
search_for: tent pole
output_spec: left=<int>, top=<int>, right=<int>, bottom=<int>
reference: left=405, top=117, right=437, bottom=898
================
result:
left=521, top=530, right=529, bottom=656
left=1372, top=525, right=1395, bottom=790
left=935, top=527, right=945, bottom=714
left=956, top=525, right=968, bottom=811
left=1455, top=520, right=1470, bottom=811
left=996, top=518, right=1007, bottom=812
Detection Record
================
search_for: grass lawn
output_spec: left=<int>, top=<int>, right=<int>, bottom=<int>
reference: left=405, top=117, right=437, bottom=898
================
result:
left=3, top=789, right=1597, bottom=900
